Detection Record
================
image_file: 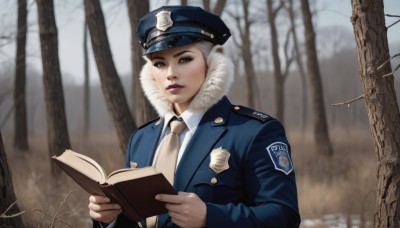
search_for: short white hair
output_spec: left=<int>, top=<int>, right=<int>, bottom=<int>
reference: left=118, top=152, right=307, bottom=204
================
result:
left=194, top=41, right=214, bottom=60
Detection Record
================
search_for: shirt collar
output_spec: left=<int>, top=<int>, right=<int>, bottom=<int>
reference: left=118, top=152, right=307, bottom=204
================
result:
left=163, top=110, right=205, bottom=132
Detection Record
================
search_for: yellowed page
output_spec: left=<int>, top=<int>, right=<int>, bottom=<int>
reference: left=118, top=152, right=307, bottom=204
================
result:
left=106, top=166, right=158, bottom=184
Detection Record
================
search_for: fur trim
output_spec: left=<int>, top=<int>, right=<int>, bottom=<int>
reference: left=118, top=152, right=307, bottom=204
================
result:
left=140, top=45, right=234, bottom=117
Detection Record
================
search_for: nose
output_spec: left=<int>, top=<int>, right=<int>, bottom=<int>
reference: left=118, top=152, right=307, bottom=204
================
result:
left=166, top=64, right=178, bottom=80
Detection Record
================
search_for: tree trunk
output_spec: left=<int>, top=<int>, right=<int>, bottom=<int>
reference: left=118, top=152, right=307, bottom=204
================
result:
left=0, top=132, right=25, bottom=227
left=267, top=0, right=284, bottom=122
left=213, top=0, right=227, bottom=16
left=202, top=0, right=211, bottom=12
left=240, top=0, right=258, bottom=109
left=13, top=0, right=29, bottom=151
left=351, top=1, right=400, bottom=227
left=287, top=0, right=308, bottom=130
left=300, top=0, right=333, bottom=156
left=84, top=0, right=136, bottom=153
left=126, top=0, right=156, bottom=126
left=37, top=0, right=71, bottom=174
left=83, top=19, right=90, bottom=137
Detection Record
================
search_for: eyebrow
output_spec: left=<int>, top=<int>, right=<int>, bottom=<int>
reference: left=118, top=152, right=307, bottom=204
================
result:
left=151, top=50, right=194, bottom=60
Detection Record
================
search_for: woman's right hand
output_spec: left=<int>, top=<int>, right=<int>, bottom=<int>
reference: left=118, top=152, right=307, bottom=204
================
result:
left=88, top=195, right=122, bottom=224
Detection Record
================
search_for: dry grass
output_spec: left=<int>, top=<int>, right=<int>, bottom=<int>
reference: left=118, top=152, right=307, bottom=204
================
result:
left=3, top=127, right=377, bottom=227
left=289, top=126, right=376, bottom=227
left=3, top=131, right=124, bottom=227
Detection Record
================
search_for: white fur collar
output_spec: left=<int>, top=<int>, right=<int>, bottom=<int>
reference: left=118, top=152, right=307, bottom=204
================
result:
left=140, top=45, right=234, bottom=117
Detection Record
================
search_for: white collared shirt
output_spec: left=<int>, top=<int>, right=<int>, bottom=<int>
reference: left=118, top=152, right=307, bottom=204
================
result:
left=152, top=110, right=205, bottom=168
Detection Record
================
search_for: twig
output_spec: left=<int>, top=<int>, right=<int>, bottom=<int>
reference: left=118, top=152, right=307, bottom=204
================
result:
left=377, top=53, right=400, bottom=70
left=32, top=190, right=77, bottom=228
left=387, top=19, right=400, bottom=29
left=331, top=94, right=364, bottom=107
left=0, top=201, right=26, bottom=218
left=54, top=218, right=74, bottom=228
left=49, top=190, right=72, bottom=228
left=382, top=63, right=400, bottom=77
left=32, top=208, right=52, bottom=219
left=385, top=14, right=400, bottom=18
left=377, top=53, right=400, bottom=77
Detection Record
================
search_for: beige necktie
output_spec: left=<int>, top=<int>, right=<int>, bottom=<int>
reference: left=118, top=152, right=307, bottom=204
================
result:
left=155, top=119, right=187, bottom=184
left=147, top=118, right=187, bottom=227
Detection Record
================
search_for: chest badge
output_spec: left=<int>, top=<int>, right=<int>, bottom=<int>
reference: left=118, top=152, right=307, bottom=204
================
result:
left=209, top=147, right=230, bottom=174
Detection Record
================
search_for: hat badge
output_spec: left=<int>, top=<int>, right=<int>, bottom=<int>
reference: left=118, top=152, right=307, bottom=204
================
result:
left=156, top=10, right=173, bottom=31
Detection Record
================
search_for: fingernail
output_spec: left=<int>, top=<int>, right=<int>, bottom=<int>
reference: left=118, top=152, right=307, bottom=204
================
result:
left=155, top=195, right=160, bottom=200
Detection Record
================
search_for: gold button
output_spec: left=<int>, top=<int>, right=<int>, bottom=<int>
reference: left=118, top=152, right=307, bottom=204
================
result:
left=211, top=177, right=217, bottom=184
left=234, top=106, right=240, bottom=110
left=214, top=117, right=223, bottom=124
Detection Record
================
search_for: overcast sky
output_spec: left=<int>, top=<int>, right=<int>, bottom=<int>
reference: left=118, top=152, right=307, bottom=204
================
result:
left=0, top=0, right=399, bottom=85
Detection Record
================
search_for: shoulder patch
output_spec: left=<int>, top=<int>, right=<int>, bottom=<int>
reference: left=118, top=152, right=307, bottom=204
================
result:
left=231, top=105, right=272, bottom=123
left=266, top=142, right=293, bottom=175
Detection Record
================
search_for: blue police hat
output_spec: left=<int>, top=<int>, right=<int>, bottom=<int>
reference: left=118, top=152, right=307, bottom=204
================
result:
left=137, top=6, right=231, bottom=55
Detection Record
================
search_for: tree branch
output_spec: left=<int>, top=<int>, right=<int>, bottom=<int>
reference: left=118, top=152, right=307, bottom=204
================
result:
left=0, top=201, right=26, bottom=218
left=382, top=63, right=400, bottom=77
left=377, top=52, right=400, bottom=77
left=331, top=94, right=365, bottom=107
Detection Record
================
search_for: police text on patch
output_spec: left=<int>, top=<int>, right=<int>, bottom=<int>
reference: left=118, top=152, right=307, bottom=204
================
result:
left=266, top=142, right=293, bottom=175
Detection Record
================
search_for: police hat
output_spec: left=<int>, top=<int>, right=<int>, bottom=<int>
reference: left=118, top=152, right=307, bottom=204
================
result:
left=137, top=6, right=231, bottom=55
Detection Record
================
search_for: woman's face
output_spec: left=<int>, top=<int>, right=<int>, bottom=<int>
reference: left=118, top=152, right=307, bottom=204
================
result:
left=150, top=44, right=207, bottom=115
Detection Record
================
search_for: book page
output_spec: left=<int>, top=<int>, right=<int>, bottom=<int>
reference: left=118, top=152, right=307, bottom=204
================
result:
left=106, top=166, right=158, bottom=184
left=57, top=150, right=107, bottom=183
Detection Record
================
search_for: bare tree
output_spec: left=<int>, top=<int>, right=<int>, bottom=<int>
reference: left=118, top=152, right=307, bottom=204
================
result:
left=286, top=0, right=308, bottom=130
left=37, top=0, right=71, bottom=174
left=202, top=0, right=210, bottom=12
left=127, top=0, right=156, bottom=126
left=202, top=0, right=227, bottom=16
left=266, top=0, right=294, bottom=122
left=229, top=0, right=259, bottom=109
left=213, top=0, right=227, bottom=16
left=0, top=132, right=25, bottom=227
left=84, top=0, right=136, bottom=153
left=13, top=0, right=29, bottom=151
left=300, top=0, right=333, bottom=156
left=351, top=1, right=400, bottom=227
left=83, top=19, right=90, bottom=137
left=181, top=0, right=187, bottom=6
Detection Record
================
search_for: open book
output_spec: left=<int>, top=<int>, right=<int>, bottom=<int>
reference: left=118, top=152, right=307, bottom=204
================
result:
left=52, top=149, right=176, bottom=222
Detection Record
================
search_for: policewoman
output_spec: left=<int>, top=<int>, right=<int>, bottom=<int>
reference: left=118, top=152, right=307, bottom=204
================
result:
left=89, top=5, right=300, bottom=228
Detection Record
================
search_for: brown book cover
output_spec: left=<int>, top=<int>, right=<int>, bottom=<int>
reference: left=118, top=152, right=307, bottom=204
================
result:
left=52, top=149, right=176, bottom=222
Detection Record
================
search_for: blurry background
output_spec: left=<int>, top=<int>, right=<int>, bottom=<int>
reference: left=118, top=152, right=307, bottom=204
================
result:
left=0, top=0, right=399, bottom=227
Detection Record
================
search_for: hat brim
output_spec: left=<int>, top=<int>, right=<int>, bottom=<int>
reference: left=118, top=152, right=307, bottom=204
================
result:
left=144, top=35, right=210, bottom=55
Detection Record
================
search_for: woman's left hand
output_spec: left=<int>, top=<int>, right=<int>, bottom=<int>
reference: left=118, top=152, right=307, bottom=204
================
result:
left=156, top=192, right=206, bottom=228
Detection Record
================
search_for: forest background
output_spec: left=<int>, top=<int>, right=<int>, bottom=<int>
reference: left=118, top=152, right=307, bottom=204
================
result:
left=0, top=0, right=399, bottom=227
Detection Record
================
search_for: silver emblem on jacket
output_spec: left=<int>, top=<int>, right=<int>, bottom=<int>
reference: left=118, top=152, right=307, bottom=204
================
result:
left=209, top=147, right=230, bottom=174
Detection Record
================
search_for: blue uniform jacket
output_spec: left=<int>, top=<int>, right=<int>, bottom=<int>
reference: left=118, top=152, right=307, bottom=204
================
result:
left=108, top=97, right=300, bottom=227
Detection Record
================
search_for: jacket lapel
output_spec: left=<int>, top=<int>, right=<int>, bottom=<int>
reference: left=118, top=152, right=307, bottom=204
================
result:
left=135, top=119, right=164, bottom=167
left=158, top=98, right=231, bottom=227
left=174, top=97, right=231, bottom=191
